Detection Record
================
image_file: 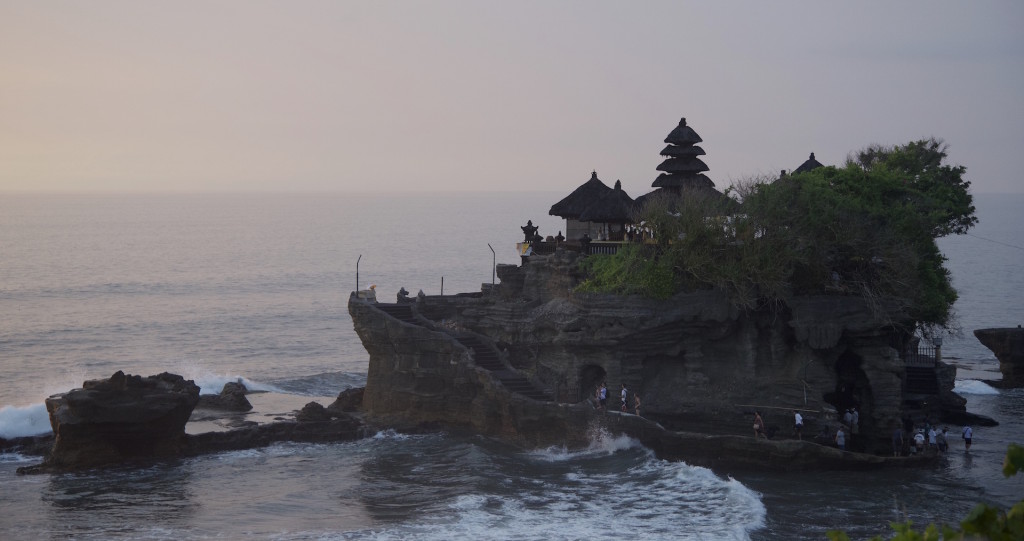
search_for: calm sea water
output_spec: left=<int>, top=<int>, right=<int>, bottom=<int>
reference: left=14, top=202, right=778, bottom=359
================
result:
left=0, top=192, right=1021, bottom=540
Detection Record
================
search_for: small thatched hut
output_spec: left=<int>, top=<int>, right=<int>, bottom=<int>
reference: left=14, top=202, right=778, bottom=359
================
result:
left=578, top=180, right=635, bottom=241
left=549, top=172, right=637, bottom=242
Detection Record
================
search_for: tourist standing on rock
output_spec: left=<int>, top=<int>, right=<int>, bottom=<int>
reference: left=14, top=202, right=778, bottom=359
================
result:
left=753, top=411, right=766, bottom=439
left=793, top=410, right=804, bottom=440
left=633, top=393, right=641, bottom=416
left=851, top=408, right=859, bottom=435
left=913, top=429, right=925, bottom=453
left=927, top=426, right=938, bottom=450
left=962, top=424, right=973, bottom=451
left=834, top=426, right=846, bottom=451
left=620, top=383, right=628, bottom=412
left=892, top=425, right=904, bottom=456
left=843, top=408, right=853, bottom=429
left=598, top=382, right=608, bottom=410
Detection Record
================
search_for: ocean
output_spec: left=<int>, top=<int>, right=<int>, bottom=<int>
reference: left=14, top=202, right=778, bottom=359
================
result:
left=0, top=191, right=1021, bottom=540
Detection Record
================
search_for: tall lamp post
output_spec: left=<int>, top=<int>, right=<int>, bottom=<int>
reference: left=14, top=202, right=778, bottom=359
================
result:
left=487, top=243, right=495, bottom=285
left=356, top=254, right=361, bottom=293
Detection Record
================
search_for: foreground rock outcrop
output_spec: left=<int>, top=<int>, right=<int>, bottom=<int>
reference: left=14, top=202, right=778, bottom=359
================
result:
left=39, top=371, right=200, bottom=470
left=975, top=326, right=1024, bottom=387
left=16, top=371, right=369, bottom=474
left=349, top=248, right=984, bottom=466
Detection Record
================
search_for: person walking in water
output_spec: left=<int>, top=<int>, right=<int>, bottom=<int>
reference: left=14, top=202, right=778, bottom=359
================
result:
left=753, top=411, right=766, bottom=439
left=962, top=424, right=973, bottom=451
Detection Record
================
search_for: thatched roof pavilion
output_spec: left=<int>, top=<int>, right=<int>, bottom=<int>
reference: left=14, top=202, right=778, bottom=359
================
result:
left=578, top=180, right=635, bottom=223
left=792, top=152, right=824, bottom=174
left=549, top=171, right=612, bottom=220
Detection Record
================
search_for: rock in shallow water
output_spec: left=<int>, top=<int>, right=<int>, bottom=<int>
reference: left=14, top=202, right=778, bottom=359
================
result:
left=37, top=371, right=200, bottom=470
left=196, top=381, right=253, bottom=411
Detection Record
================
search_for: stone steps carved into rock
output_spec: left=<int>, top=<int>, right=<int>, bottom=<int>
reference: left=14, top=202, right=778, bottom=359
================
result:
left=373, top=303, right=552, bottom=402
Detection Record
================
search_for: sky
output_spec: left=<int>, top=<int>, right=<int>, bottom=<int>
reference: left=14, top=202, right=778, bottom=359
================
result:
left=2, top=1, right=1022, bottom=195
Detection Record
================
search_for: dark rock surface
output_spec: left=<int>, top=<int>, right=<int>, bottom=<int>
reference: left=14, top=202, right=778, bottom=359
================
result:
left=196, top=381, right=253, bottom=411
left=184, top=416, right=366, bottom=456
left=34, top=371, right=200, bottom=471
left=348, top=248, right=981, bottom=467
left=975, top=327, right=1024, bottom=387
left=295, top=401, right=332, bottom=422
left=327, top=387, right=364, bottom=414
left=15, top=372, right=370, bottom=474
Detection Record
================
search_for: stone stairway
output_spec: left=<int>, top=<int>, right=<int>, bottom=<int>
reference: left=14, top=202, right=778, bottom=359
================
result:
left=904, top=366, right=939, bottom=395
left=373, top=303, right=551, bottom=402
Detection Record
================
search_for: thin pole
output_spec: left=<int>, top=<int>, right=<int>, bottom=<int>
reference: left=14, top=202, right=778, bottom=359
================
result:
left=441, top=276, right=444, bottom=296
left=487, top=243, right=495, bottom=285
left=356, top=254, right=361, bottom=292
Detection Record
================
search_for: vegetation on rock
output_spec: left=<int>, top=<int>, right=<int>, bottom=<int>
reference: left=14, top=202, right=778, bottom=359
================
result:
left=576, top=138, right=976, bottom=335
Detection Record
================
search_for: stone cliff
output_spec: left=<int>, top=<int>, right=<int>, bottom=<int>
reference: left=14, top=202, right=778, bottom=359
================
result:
left=975, top=326, right=1024, bottom=386
left=349, top=248, right=976, bottom=462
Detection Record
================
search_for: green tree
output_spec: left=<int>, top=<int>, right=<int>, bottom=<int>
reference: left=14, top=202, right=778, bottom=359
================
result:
left=850, top=138, right=977, bottom=237
left=577, top=138, right=976, bottom=334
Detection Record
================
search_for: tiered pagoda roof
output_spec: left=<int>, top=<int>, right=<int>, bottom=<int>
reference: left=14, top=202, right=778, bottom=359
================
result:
left=652, top=117, right=715, bottom=190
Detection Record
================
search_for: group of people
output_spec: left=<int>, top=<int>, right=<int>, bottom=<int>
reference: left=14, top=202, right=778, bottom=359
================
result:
left=892, top=422, right=973, bottom=456
left=593, top=382, right=641, bottom=416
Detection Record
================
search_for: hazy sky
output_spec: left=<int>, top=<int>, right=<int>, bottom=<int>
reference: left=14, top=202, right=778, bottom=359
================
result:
left=2, top=1, right=1022, bottom=195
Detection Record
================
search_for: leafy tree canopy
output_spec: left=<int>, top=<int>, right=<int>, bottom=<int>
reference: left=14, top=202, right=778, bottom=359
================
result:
left=576, top=138, right=977, bottom=333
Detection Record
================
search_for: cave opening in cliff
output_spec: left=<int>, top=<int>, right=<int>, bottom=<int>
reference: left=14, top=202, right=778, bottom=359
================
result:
left=823, top=350, right=871, bottom=438
left=578, top=364, right=606, bottom=403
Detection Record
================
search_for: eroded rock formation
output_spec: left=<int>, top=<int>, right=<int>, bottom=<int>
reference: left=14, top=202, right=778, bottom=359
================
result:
left=349, top=248, right=977, bottom=462
left=17, top=371, right=368, bottom=473
left=40, top=371, right=200, bottom=470
left=975, top=326, right=1024, bottom=386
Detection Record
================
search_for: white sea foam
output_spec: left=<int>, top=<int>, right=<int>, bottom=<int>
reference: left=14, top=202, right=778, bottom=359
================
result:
left=954, top=379, right=1000, bottom=395
left=0, top=403, right=52, bottom=438
left=187, top=371, right=283, bottom=395
left=372, top=429, right=412, bottom=441
left=359, top=455, right=765, bottom=541
left=526, top=423, right=642, bottom=462
left=0, top=451, right=36, bottom=463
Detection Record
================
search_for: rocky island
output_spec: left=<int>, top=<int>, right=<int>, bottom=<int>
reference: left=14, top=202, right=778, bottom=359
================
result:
left=6, top=118, right=993, bottom=475
left=347, top=118, right=993, bottom=470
